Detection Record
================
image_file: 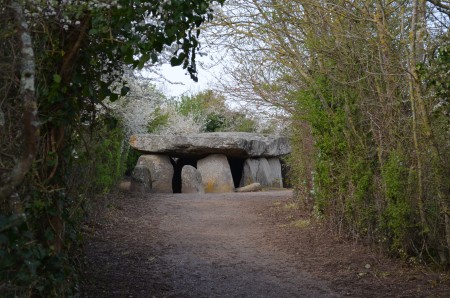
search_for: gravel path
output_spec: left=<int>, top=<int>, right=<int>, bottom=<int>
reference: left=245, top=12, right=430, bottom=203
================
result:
left=81, top=190, right=450, bottom=298
left=82, top=191, right=338, bottom=297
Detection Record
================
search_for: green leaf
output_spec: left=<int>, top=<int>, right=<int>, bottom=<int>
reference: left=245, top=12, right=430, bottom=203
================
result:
left=120, top=86, right=130, bottom=96
left=53, top=74, right=62, bottom=83
left=170, top=56, right=182, bottom=67
left=170, top=52, right=186, bottom=67
left=137, top=53, right=150, bottom=69
left=110, top=93, right=119, bottom=102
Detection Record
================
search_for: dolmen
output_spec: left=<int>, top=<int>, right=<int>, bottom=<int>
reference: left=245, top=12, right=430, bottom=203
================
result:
left=129, top=132, right=291, bottom=194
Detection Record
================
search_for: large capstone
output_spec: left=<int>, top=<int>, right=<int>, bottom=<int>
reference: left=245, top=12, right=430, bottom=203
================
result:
left=137, top=154, right=174, bottom=193
left=129, top=132, right=291, bottom=158
left=197, top=154, right=235, bottom=193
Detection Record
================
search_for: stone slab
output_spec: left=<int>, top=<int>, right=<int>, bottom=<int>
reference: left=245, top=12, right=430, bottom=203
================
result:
left=129, top=132, right=291, bottom=158
left=235, top=183, right=262, bottom=193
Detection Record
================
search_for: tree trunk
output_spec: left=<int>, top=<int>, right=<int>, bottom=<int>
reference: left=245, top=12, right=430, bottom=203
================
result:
left=0, top=1, right=39, bottom=209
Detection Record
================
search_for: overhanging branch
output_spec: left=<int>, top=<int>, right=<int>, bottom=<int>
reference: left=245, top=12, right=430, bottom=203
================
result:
left=427, top=0, right=450, bottom=16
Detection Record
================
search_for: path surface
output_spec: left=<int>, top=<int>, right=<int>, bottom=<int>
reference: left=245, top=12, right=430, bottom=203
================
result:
left=82, top=191, right=450, bottom=297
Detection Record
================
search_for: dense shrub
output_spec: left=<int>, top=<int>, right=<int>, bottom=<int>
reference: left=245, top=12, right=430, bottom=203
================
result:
left=174, top=90, right=259, bottom=133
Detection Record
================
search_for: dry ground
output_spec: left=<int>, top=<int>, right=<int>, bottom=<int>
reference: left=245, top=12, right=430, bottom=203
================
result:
left=81, top=190, right=450, bottom=297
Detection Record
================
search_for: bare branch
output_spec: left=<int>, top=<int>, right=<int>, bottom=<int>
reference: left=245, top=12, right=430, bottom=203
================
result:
left=427, top=0, right=450, bottom=14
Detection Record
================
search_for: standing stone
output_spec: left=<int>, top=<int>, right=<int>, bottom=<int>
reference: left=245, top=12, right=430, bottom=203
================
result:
left=137, top=154, right=174, bottom=193
left=197, top=154, right=235, bottom=193
left=181, top=165, right=204, bottom=193
left=130, top=165, right=152, bottom=193
left=239, top=158, right=273, bottom=187
left=256, top=158, right=272, bottom=186
left=240, top=158, right=259, bottom=187
left=267, top=158, right=283, bottom=188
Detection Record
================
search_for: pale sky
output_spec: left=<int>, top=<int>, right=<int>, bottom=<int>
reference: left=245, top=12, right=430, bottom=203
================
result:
left=155, top=54, right=221, bottom=97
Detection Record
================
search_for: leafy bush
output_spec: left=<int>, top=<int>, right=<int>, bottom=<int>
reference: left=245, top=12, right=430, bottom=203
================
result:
left=92, top=126, right=128, bottom=193
left=233, top=115, right=258, bottom=132
left=0, top=192, right=82, bottom=297
left=68, top=116, right=128, bottom=195
left=147, top=107, right=170, bottom=133
left=205, top=113, right=226, bottom=132
left=173, top=90, right=259, bottom=133
left=0, top=115, right=129, bottom=297
left=125, top=148, right=141, bottom=176
left=289, top=58, right=449, bottom=264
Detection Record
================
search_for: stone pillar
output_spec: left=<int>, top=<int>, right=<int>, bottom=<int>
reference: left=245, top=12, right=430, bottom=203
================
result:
left=240, top=157, right=283, bottom=188
left=267, top=158, right=283, bottom=188
left=137, top=154, right=174, bottom=193
left=130, top=165, right=152, bottom=193
left=197, top=154, right=235, bottom=193
left=181, top=165, right=204, bottom=193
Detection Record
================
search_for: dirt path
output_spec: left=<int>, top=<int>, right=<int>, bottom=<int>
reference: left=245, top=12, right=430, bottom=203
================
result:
left=81, top=191, right=449, bottom=297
